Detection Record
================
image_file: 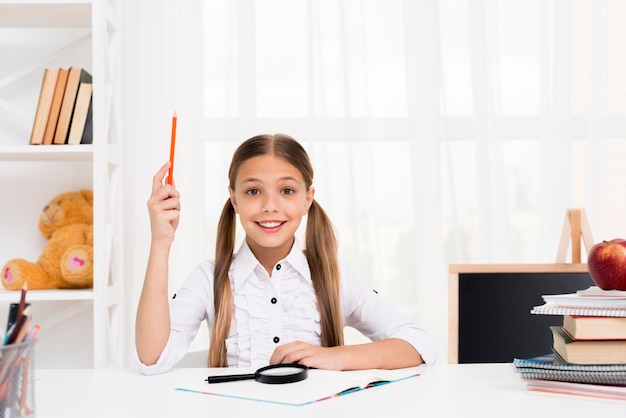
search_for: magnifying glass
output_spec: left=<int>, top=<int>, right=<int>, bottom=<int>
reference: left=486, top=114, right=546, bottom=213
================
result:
left=206, top=364, right=308, bottom=384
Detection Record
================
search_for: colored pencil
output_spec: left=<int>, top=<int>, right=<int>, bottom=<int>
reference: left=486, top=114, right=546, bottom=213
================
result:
left=17, top=281, right=27, bottom=317
left=168, top=112, right=177, bottom=185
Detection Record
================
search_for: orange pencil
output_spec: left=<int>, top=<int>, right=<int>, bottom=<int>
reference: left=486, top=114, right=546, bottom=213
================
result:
left=167, top=112, right=177, bottom=185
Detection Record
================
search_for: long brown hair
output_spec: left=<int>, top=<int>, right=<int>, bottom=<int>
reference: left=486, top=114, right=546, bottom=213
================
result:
left=208, top=134, right=344, bottom=367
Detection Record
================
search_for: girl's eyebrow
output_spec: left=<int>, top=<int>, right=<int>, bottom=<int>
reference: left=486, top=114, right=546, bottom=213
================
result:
left=278, top=176, right=300, bottom=182
left=240, top=176, right=300, bottom=184
left=240, top=177, right=260, bottom=184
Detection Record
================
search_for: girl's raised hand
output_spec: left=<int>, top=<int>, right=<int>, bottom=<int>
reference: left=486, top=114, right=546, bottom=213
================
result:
left=147, top=161, right=181, bottom=246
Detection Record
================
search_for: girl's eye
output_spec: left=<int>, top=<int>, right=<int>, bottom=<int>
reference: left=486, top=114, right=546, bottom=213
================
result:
left=246, top=189, right=260, bottom=196
left=282, top=188, right=295, bottom=195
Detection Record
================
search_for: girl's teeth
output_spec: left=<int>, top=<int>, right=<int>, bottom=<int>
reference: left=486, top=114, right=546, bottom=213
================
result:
left=260, top=222, right=281, bottom=228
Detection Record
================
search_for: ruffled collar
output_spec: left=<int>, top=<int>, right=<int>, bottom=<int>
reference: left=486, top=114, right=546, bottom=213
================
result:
left=232, top=238, right=311, bottom=291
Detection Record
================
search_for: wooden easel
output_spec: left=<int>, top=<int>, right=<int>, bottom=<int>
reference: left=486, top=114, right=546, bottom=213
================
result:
left=555, top=208, right=594, bottom=264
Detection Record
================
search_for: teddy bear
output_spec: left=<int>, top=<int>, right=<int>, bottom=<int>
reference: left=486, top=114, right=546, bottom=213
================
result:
left=2, top=189, right=94, bottom=290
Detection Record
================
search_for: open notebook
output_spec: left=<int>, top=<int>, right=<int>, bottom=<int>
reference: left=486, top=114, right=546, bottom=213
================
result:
left=175, top=367, right=421, bottom=406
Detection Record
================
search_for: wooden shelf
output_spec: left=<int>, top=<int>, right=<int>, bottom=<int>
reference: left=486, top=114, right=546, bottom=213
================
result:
left=0, top=1, right=91, bottom=28
left=0, top=144, right=93, bottom=161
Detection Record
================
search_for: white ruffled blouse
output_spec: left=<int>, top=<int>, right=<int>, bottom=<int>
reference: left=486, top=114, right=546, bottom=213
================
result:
left=137, top=240, right=436, bottom=375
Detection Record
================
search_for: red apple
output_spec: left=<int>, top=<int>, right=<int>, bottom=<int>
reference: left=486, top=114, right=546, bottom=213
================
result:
left=587, top=239, right=626, bottom=290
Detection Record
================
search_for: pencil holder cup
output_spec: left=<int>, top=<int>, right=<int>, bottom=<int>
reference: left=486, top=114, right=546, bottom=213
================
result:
left=0, top=339, right=36, bottom=418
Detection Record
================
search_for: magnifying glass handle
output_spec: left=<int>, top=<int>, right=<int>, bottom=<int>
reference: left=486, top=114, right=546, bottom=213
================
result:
left=206, top=373, right=256, bottom=384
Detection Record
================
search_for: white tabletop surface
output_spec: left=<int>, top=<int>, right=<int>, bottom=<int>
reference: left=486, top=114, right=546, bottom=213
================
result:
left=33, top=363, right=625, bottom=418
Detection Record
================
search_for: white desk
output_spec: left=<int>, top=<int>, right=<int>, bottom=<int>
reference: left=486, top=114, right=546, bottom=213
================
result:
left=34, top=363, right=624, bottom=417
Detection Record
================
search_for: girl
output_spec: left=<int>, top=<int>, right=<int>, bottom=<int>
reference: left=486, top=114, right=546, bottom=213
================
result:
left=135, top=134, right=435, bottom=374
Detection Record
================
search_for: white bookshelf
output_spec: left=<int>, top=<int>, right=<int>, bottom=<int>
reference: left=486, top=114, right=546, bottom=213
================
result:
left=0, top=2, right=91, bottom=28
left=0, top=144, right=93, bottom=161
left=0, top=0, right=124, bottom=368
left=0, top=289, right=93, bottom=302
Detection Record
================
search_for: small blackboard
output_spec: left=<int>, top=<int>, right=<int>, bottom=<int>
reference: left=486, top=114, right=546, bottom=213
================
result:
left=448, top=264, right=593, bottom=364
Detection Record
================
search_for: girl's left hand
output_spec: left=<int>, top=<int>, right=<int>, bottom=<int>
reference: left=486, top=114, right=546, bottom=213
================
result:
left=269, top=341, right=343, bottom=370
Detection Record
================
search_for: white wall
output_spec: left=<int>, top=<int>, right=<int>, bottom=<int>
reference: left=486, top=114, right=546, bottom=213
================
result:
left=120, top=1, right=174, bottom=367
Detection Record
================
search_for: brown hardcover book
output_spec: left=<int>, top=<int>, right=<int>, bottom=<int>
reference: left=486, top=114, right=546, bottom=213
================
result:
left=29, top=69, right=59, bottom=145
left=67, top=83, right=93, bottom=145
left=551, top=325, right=626, bottom=365
left=563, top=315, right=626, bottom=340
left=53, top=67, right=92, bottom=144
left=42, top=68, right=69, bottom=145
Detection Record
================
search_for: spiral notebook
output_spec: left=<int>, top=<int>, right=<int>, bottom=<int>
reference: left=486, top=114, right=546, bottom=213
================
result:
left=531, top=304, right=626, bottom=317
left=513, top=353, right=626, bottom=385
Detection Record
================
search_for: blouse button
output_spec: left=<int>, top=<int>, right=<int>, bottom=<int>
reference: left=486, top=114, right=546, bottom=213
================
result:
left=276, top=264, right=281, bottom=270
left=271, top=297, right=277, bottom=304
left=273, top=336, right=280, bottom=344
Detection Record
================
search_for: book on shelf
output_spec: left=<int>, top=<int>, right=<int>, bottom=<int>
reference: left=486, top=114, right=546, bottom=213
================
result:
left=550, top=325, right=626, bottom=365
left=53, top=67, right=92, bottom=145
left=176, top=367, right=421, bottom=407
left=67, top=82, right=93, bottom=145
left=42, top=68, right=69, bottom=145
left=79, top=98, right=93, bottom=144
left=29, top=69, right=59, bottom=145
left=562, top=314, right=626, bottom=340
left=525, top=379, right=626, bottom=401
left=513, top=352, right=626, bottom=385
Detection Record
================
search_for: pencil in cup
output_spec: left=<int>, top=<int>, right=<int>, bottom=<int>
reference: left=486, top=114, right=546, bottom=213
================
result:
left=0, top=340, right=37, bottom=417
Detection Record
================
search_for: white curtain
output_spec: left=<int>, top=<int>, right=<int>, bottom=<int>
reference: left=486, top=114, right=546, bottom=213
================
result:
left=124, top=0, right=626, bottom=365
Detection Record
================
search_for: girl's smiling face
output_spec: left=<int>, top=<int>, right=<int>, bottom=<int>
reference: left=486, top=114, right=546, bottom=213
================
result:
left=229, top=154, right=314, bottom=268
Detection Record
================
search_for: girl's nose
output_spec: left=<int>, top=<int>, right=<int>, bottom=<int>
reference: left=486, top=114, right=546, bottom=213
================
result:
left=262, top=193, right=279, bottom=212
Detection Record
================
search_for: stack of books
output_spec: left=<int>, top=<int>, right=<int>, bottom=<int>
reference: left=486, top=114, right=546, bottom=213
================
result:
left=29, top=67, right=93, bottom=146
left=514, top=286, right=626, bottom=401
